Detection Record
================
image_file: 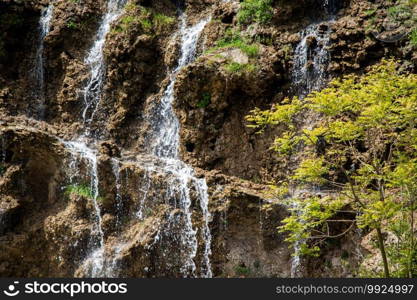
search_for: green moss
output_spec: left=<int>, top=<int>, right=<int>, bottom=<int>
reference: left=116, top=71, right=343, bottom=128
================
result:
left=153, top=13, right=175, bottom=27
left=65, top=184, right=102, bottom=202
left=66, top=19, right=79, bottom=30
left=410, top=28, right=417, bottom=47
left=234, top=264, right=251, bottom=276
left=112, top=5, right=174, bottom=35
left=215, top=29, right=259, bottom=58
left=197, top=92, right=211, bottom=108
left=226, top=62, right=256, bottom=73
left=364, top=8, right=377, bottom=16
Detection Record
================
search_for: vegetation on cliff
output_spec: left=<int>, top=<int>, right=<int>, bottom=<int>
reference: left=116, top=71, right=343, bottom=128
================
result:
left=1, top=0, right=417, bottom=278
left=237, top=0, right=273, bottom=24
left=247, top=60, right=417, bottom=277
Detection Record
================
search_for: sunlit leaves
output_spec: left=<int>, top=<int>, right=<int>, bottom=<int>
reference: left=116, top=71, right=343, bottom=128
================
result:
left=292, top=157, right=329, bottom=184
left=357, top=198, right=401, bottom=228
left=246, top=98, right=302, bottom=132
left=246, top=59, right=417, bottom=274
left=279, top=196, right=345, bottom=257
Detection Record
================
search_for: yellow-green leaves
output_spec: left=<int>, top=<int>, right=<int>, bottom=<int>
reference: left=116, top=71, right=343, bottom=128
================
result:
left=246, top=59, right=417, bottom=271
left=279, top=196, right=346, bottom=257
left=292, top=157, right=329, bottom=184
left=357, top=198, right=401, bottom=228
left=246, top=98, right=302, bottom=132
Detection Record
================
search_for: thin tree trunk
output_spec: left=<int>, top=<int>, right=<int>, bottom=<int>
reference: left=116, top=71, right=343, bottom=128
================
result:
left=409, top=194, right=415, bottom=278
left=376, top=178, right=390, bottom=277
left=376, top=227, right=390, bottom=278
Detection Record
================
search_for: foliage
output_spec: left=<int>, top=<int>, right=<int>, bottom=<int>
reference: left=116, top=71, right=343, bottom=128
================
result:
left=410, top=28, right=417, bottom=47
left=364, top=0, right=417, bottom=45
left=246, top=60, right=417, bottom=277
left=66, top=19, right=79, bottom=30
left=65, top=184, right=100, bottom=201
left=237, top=0, right=273, bottom=25
left=197, top=92, right=211, bottom=108
left=112, top=4, right=174, bottom=34
left=213, top=29, right=260, bottom=58
left=225, top=62, right=256, bottom=73
left=386, top=216, right=417, bottom=277
left=234, top=265, right=251, bottom=276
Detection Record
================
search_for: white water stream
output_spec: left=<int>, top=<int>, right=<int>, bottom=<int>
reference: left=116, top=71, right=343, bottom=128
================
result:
left=32, top=4, right=53, bottom=119
left=81, top=0, right=127, bottom=127
left=138, top=15, right=213, bottom=278
left=61, top=1, right=212, bottom=277
left=290, top=0, right=340, bottom=277
left=63, top=0, right=127, bottom=277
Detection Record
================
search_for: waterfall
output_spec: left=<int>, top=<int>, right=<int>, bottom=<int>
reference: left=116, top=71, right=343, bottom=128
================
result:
left=61, top=0, right=127, bottom=277
left=292, top=23, right=331, bottom=98
left=60, top=1, right=212, bottom=277
left=111, top=159, right=124, bottom=229
left=290, top=0, right=340, bottom=277
left=292, top=1, right=339, bottom=97
left=62, top=140, right=106, bottom=277
left=148, top=17, right=210, bottom=158
left=136, top=15, right=212, bottom=277
left=81, top=0, right=127, bottom=128
left=32, top=4, right=53, bottom=119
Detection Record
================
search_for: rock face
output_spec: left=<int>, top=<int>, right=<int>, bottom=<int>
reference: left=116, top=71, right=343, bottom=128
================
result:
left=0, top=0, right=415, bottom=277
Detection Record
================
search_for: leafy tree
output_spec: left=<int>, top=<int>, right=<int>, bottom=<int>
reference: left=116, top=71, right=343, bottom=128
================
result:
left=237, top=0, right=273, bottom=25
left=246, top=60, right=417, bottom=277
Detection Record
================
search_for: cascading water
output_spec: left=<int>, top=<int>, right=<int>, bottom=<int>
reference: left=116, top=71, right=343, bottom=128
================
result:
left=62, top=0, right=127, bottom=277
left=111, top=159, right=124, bottom=229
left=81, top=0, right=127, bottom=129
left=148, top=17, right=210, bottom=158
left=60, top=1, right=212, bottom=277
left=135, top=15, right=213, bottom=277
left=292, top=23, right=331, bottom=98
left=32, top=4, right=53, bottom=119
left=62, top=140, right=106, bottom=277
left=292, top=0, right=340, bottom=97
left=290, top=0, right=340, bottom=277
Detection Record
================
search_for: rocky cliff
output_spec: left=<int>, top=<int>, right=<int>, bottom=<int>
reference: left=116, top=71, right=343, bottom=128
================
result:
left=0, top=0, right=415, bottom=277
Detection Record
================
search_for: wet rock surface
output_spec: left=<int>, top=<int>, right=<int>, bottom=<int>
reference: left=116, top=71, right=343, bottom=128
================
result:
left=0, top=0, right=415, bottom=277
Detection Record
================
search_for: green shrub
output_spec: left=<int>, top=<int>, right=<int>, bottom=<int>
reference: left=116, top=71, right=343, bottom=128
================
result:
left=226, top=62, right=256, bottom=73
left=234, top=265, right=251, bottom=276
left=66, top=19, right=79, bottom=30
left=197, top=92, right=211, bottom=108
left=237, top=0, right=273, bottom=25
left=215, top=29, right=259, bottom=57
left=410, top=28, right=417, bottom=46
left=65, top=184, right=99, bottom=200
left=113, top=6, right=174, bottom=34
